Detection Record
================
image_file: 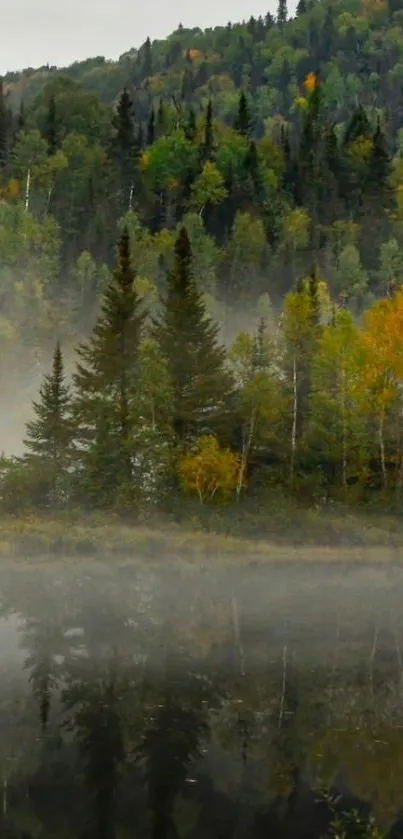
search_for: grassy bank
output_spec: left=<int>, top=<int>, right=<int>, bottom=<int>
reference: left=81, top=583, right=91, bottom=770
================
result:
left=0, top=506, right=402, bottom=565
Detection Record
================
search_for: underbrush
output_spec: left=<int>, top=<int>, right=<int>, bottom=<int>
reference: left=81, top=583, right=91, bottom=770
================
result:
left=0, top=499, right=402, bottom=565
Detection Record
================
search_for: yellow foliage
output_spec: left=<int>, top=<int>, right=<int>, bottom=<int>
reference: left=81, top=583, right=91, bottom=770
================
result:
left=140, top=150, right=151, bottom=170
left=304, top=72, right=318, bottom=93
left=294, top=95, right=308, bottom=111
left=178, top=435, right=241, bottom=504
left=5, top=179, right=19, bottom=198
left=358, top=290, right=403, bottom=409
left=184, top=48, right=204, bottom=61
left=166, top=175, right=180, bottom=190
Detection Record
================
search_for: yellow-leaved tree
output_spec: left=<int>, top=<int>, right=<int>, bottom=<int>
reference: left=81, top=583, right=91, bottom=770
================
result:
left=359, top=290, right=403, bottom=491
left=178, top=435, right=241, bottom=504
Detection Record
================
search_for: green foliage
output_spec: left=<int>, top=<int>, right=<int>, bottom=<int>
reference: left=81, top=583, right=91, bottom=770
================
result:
left=4, top=1, right=403, bottom=516
left=153, top=227, right=233, bottom=442
left=73, top=229, right=145, bottom=510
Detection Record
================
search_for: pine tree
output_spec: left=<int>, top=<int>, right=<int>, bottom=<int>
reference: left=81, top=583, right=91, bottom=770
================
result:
left=185, top=107, right=197, bottom=143
left=110, top=88, right=139, bottom=215
left=0, top=79, right=8, bottom=169
left=343, top=105, right=371, bottom=147
left=146, top=108, right=155, bottom=145
left=201, top=100, right=214, bottom=161
left=73, top=229, right=145, bottom=509
left=153, top=228, right=233, bottom=441
left=156, top=98, right=166, bottom=138
left=296, top=0, right=307, bottom=14
left=44, top=94, right=58, bottom=155
left=17, top=101, right=25, bottom=133
left=24, top=342, right=73, bottom=507
left=277, top=0, right=288, bottom=27
left=234, top=92, right=252, bottom=137
left=142, top=36, right=153, bottom=76
left=368, top=118, right=391, bottom=200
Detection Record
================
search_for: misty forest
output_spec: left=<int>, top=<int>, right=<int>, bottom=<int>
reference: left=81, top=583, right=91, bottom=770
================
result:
left=2, top=2, right=403, bottom=838
left=2, top=0, right=403, bottom=524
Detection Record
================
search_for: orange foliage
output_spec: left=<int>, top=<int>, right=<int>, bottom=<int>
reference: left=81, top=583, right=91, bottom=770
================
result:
left=304, top=72, right=318, bottom=94
left=360, top=291, right=403, bottom=406
left=185, top=48, right=204, bottom=61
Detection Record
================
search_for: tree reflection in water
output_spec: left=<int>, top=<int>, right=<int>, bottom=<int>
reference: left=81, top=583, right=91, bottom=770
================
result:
left=0, top=562, right=401, bottom=838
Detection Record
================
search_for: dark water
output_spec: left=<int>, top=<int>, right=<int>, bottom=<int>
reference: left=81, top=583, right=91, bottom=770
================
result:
left=1, top=559, right=403, bottom=839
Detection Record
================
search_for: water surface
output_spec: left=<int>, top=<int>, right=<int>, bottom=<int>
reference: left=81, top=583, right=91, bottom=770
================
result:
left=0, top=559, right=402, bottom=838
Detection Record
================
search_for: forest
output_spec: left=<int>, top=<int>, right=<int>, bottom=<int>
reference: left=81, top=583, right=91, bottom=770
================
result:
left=2, top=0, right=403, bottom=519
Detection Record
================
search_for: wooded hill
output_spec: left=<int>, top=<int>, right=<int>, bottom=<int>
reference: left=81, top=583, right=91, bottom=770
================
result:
left=2, top=0, right=403, bottom=514
left=0, top=0, right=402, bottom=364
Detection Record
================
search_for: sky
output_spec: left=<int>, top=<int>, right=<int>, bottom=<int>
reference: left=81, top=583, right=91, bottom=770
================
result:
left=2, top=0, right=282, bottom=75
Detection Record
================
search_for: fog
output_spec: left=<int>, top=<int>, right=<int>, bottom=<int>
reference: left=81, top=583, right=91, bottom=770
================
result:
left=0, top=559, right=400, bottom=835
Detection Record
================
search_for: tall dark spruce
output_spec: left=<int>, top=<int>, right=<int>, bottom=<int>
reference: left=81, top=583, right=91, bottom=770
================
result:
left=73, top=229, right=145, bottom=509
left=153, top=227, right=233, bottom=442
left=24, top=341, right=73, bottom=507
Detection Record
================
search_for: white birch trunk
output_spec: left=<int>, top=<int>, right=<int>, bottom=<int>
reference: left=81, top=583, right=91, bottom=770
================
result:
left=290, top=355, right=297, bottom=481
left=24, top=168, right=31, bottom=212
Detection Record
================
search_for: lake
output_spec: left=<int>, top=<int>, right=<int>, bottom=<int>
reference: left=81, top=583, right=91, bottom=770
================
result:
left=0, top=559, right=402, bottom=838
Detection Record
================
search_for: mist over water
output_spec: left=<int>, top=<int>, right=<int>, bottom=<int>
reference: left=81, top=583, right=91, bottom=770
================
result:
left=0, top=558, right=402, bottom=837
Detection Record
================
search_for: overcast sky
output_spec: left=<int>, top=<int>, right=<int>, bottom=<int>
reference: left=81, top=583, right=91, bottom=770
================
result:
left=2, top=0, right=286, bottom=75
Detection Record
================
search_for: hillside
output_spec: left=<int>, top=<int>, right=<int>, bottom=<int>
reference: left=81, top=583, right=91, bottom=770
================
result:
left=3, top=0, right=403, bottom=517
left=4, top=0, right=403, bottom=131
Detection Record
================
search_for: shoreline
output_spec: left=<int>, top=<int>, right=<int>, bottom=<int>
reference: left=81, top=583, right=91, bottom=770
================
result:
left=0, top=512, right=402, bottom=566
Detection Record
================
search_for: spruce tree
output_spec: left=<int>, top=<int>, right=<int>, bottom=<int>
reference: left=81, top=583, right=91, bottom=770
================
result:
left=142, top=36, right=153, bottom=76
left=234, top=92, right=252, bottom=137
left=277, top=0, right=288, bottom=27
left=0, top=79, right=8, bottom=169
left=153, top=228, right=233, bottom=441
left=44, top=94, right=58, bottom=155
left=368, top=118, right=391, bottom=200
left=110, top=89, right=139, bottom=215
left=73, top=229, right=145, bottom=509
left=24, top=342, right=73, bottom=507
left=201, top=100, right=214, bottom=161
left=185, top=107, right=197, bottom=143
left=17, top=101, right=25, bottom=133
left=146, top=108, right=155, bottom=145
left=156, top=99, right=166, bottom=138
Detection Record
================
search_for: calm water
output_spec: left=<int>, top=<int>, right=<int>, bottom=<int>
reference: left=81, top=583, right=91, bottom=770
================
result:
left=0, top=559, right=403, bottom=839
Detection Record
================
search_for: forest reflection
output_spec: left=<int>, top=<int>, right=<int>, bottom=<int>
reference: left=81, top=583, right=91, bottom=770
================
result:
left=0, top=562, right=403, bottom=838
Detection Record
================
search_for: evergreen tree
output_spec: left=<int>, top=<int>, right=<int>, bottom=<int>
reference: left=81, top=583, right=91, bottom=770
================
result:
left=24, top=342, right=73, bottom=507
left=234, top=91, right=252, bottom=137
left=296, top=0, right=307, bottom=14
left=142, top=36, right=153, bottom=76
left=277, top=0, right=288, bottom=28
left=185, top=107, right=197, bottom=143
left=201, top=99, right=214, bottom=161
left=0, top=79, right=8, bottom=169
left=17, top=100, right=25, bottom=133
left=44, top=94, right=58, bottom=155
left=153, top=228, right=233, bottom=441
left=110, top=88, right=139, bottom=215
left=252, top=318, right=270, bottom=371
left=73, top=229, right=145, bottom=510
left=368, top=118, right=391, bottom=200
left=156, top=98, right=166, bottom=138
left=296, top=75, right=324, bottom=243
left=343, top=105, right=371, bottom=147
left=146, top=108, right=155, bottom=146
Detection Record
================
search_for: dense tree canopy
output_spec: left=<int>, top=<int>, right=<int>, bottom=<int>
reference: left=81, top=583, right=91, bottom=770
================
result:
left=2, top=0, right=403, bottom=517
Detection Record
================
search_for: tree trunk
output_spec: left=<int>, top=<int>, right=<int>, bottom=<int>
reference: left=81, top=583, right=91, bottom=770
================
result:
left=25, top=168, right=31, bottom=212
left=379, top=405, right=387, bottom=490
left=236, top=406, right=256, bottom=502
left=340, top=366, right=347, bottom=491
left=290, top=356, right=297, bottom=482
